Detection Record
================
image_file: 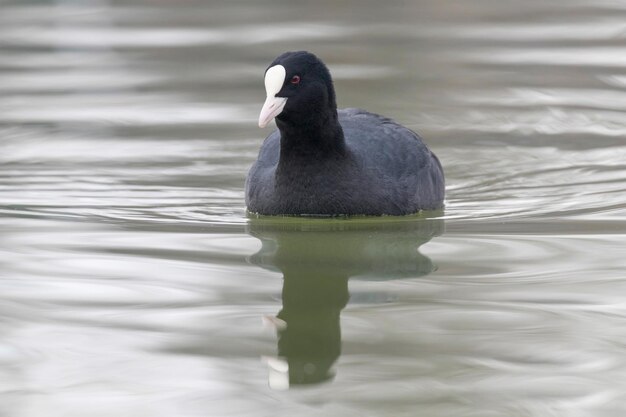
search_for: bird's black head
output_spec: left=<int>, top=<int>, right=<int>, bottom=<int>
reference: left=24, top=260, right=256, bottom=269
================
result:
left=258, top=51, right=338, bottom=129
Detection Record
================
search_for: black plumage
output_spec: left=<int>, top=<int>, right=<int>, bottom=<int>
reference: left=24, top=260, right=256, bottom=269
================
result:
left=246, top=51, right=445, bottom=216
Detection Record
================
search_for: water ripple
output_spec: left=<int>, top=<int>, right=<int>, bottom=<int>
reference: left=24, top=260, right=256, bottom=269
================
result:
left=0, top=24, right=356, bottom=48
left=462, top=47, right=626, bottom=67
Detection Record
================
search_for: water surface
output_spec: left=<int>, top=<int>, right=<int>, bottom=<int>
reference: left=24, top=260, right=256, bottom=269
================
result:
left=1, top=0, right=625, bottom=416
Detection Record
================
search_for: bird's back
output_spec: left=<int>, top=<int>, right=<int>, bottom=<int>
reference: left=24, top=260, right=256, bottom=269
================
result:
left=338, top=108, right=445, bottom=212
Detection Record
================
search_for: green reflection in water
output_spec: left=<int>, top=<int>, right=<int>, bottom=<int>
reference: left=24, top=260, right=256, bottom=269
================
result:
left=247, top=214, right=444, bottom=388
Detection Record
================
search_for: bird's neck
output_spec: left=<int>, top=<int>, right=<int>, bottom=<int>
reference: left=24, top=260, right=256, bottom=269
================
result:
left=276, top=109, right=347, bottom=163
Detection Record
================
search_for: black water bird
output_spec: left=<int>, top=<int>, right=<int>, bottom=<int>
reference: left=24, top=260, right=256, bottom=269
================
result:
left=246, top=51, right=445, bottom=216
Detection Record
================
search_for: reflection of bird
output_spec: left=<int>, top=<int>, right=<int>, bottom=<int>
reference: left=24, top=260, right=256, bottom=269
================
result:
left=248, top=216, right=444, bottom=388
left=246, top=51, right=445, bottom=216
left=275, top=270, right=348, bottom=386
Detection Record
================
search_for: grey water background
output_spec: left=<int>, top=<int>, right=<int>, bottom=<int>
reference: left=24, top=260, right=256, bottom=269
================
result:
left=1, top=0, right=625, bottom=415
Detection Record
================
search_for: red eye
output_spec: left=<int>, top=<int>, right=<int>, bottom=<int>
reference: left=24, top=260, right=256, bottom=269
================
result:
left=290, top=75, right=301, bottom=85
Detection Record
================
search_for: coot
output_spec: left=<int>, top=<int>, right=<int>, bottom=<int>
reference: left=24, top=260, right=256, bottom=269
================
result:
left=245, top=51, right=445, bottom=216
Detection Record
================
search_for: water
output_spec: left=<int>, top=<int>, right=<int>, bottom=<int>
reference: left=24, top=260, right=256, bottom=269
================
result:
left=1, top=0, right=625, bottom=416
